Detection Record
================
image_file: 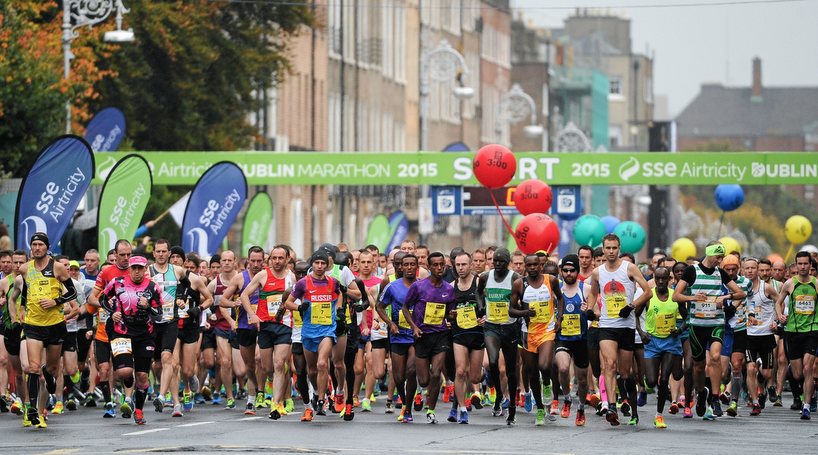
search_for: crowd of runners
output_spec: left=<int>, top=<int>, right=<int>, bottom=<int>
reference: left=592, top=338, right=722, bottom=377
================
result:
left=2, top=231, right=818, bottom=429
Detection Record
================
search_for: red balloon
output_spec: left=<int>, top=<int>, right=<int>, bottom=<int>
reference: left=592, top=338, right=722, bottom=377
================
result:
left=473, top=144, right=517, bottom=189
left=514, top=213, right=560, bottom=255
left=513, top=179, right=553, bottom=216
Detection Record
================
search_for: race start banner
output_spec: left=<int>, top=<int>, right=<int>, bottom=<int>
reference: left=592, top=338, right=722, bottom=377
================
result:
left=97, top=155, right=152, bottom=255
left=15, top=136, right=95, bottom=252
left=91, top=151, right=818, bottom=186
left=182, top=162, right=248, bottom=256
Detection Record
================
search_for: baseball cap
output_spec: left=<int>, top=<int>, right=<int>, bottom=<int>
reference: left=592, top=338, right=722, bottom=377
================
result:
left=69, top=260, right=81, bottom=269
left=129, top=256, right=148, bottom=268
left=560, top=254, right=580, bottom=270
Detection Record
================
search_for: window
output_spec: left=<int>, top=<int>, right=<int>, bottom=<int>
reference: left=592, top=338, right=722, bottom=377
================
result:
left=609, top=124, right=622, bottom=149
left=609, top=76, right=623, bottom=99
left=644, top=75, right=653, bottom=104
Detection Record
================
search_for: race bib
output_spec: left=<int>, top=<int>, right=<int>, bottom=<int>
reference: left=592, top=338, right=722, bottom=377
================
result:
left=29, top=278, right=52, bottom=302
left=177, top=299, right=189, bottom=319
left=487, top=301, right=509, bottom=324
left=98, top=310, right=109, bottom=325
left=398, top=309, right=412, bottom=330
left=795, top=294, right=816, bottom=315
left=457, top=306, right=478, bottom=329
left=561, top=313, right=581, bottom=336
left=605, top=294, right=627, bottom=319
left=162, top=302, right=175, bottom=322
left=694, top=296, right=718, bottom=319
left=111, top=337, right=132, bottom=357
left=311, top=302, right=333, bottom=325
left=293, top=308, right=303, bottom=327
left=529, top=300, right=553, bottom=324
left=655, top=313, right=675, bottom=336
left=266, top=294, right=283, bottom=319
left=423, top=302, right=446, bottom=326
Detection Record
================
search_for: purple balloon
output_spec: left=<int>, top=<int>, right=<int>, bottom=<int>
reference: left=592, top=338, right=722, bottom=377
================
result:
left=601, top=215, right=620, bottom=234
left=714, top=184, right=744, bottom=212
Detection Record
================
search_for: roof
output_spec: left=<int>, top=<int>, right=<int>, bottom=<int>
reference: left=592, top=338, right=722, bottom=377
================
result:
left=676, top=84, right=818, bottom=137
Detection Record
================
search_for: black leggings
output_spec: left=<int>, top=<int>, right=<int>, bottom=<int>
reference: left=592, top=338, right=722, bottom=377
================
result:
left=485, top=335, right=518, bottom=411
left=645, top=352, right=683, bottom=414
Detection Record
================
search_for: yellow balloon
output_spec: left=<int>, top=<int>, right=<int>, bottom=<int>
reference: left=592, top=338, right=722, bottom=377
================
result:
left=785, top=215, right=813, bottom=245
left=671, top=238, right=697, bottom=262
left=719, top=236, right=742, bottom=255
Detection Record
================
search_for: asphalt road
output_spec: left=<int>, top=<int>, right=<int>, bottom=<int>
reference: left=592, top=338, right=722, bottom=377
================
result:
left=2, top=395, right=817, bottom=455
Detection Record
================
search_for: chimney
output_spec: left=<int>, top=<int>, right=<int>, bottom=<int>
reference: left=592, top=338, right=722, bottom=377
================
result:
left=751, top=57, right=762, bottom=102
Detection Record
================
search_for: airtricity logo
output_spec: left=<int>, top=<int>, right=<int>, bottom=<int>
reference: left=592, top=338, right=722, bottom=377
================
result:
left=619, top=157, right=640, bottom=182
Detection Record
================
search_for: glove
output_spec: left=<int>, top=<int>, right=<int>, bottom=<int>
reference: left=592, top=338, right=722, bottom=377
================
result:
left=585, top=309, right=597, bottom=321
left=618, top=305, right=634, bottom=318
left=186, top=305, right=202, bottom=320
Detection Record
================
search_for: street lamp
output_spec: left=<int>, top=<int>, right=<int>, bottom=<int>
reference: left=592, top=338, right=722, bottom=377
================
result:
left=495, top=83, right=543, bottom=147
left=62, top=0, right=134, bottom=134
left=419, top=39, right=474, bottom=152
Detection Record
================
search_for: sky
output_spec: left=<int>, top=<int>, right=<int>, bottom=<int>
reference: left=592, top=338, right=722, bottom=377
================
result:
left=512, top=0, right=818, bottom=117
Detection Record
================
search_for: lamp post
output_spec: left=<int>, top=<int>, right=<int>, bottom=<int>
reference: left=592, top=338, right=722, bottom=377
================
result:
left=62, top=0, right=134, bottom=134
left=495, top=83, right=543, bottom=148
left=418, top=39, right=473, bottom=244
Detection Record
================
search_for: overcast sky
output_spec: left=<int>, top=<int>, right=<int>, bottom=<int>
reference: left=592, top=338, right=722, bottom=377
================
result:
left=512, top=0, right=818, bottom=117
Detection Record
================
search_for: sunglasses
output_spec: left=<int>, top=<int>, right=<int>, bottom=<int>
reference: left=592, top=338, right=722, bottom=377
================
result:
left=561, top=268, right=577, bottom=273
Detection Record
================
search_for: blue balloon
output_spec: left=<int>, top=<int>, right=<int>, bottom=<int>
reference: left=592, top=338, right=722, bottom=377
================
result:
left=714, top=184, right=744, bottom=212
left=600, top=215, right=620, bottom=234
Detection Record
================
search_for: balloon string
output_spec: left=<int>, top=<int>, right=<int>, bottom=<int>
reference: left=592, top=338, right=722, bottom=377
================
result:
left=784, top=243, right=795, bottom=263
left=717, top=211, right=725, bottom=238
left=490, top=191, right=516, bottom=238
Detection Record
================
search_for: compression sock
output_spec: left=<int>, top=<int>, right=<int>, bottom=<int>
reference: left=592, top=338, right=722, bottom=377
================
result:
left=135, top=385, right=148, bottom=410
left=27, top=373, right=39, bottom=408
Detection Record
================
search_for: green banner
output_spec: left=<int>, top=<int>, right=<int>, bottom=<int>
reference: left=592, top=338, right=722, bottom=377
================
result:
left=97, top=155, right=152, bottom=255
left=365, top=214, right=391, bottom=251
left=241, top=192, right=273, bottom=253
left=92, top=151, right=818, bottom=186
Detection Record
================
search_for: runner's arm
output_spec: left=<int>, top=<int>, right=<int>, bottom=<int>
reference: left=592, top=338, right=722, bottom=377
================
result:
left=587, top=269, right=600, bottom=319
left=508, top=278, right=528, bottom=318
left=774, top=279, right=792, bottom=322
left=629, top=263, right=651, bottom=312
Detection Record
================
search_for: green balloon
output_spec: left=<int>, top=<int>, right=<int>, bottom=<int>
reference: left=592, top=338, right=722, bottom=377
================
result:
left=572, top=215, right=606, bottom=247
left=613, top=221, right=647, bottom=254
left=365, top=215, right=391, bottom=251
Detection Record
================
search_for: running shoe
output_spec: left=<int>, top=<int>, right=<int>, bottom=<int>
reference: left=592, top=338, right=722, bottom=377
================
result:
left=385, top=401, right=395, bottom=414
left=587, top=394, right=600, bottom=409
left=172, top=404, right=184, bottom=417
left=637, top=391, right=647, bottom=407
left=654, top=415, right=667, bottom=429
left=575, top=409, right=586, bottom=426
left=153, top=397, right=163, bottom=413
left=543, top=384, right=552, bottom=402
left=183, top=393, right=193, bottom=412
left=52, top=401, right=64, bottom=415
left=212, top=393, right=222, bottom=406
left=447, top=408, right=457, bottom=422
left=244, top=402, right=256, bottom=415
left=773, top=398, right=783, bottom=407
left=103, top=402, right=116, bottom=418
left=726, top=401, right=738, bottom=417
left=426, top=410, right=437, bottom=424
left=620, top=400, right=631, bottom=417
left=801, top=407, right=811, bottom=420
left=194, top=393, right=205, bottom=405
left=361, top=398, right=372, bottom=412
left=458, top=409, right=469, bottom=424
left=134, top=409, right=146, bottom=425
left=501, top=397, right=511, bottom=411
left=284, top=399, right=295, bottom=414
left=750, top=404, right=761, bottom=416
left=121, top=398, right=133, bottom=419
left=413, top=392, right=424, bottom=412
left=66, top=399, right=78, bottom=411
left=225, top=398, right=235, bottom=410
left=471, top=392, right=484, bottom=410
left=811, top=399, right=818, bottom=413
left=703, top=406, right=716, bottom=420
left=26, top=406, right=40, bottom=427
left=759, top=393, right=767, bottom=409
left=696, top=388, right=708, bottom=417
left=596, top=403, right=608, bottom=416
left=560, top=401, right=571, bottom=418
left=342, top=404, right=354, bottom=421
left=719, top=391, right=731, bottom=405
left=333, top=394, right=345, bottom=413
left=712, top=400, right=723, bottom=417
left=443, top=385, right=452, bottom=403
left=397, top=406, right=406, bottom=422
left=491, top=405, right=503, bottom=417
left=628, top=415, right=639, bottom=426
left=403, top=410, right=413, bottom=423
left=668, top=402, right=679, bottom=414
left=316, top=400, right=327, bottom=416
left=22, top=407, right=31, bottom=427
left=201, top=385, right=212, bottom=401
left=683, top=406, right=693, bottom=418
left=488, top=387, right=497, bottom=404
left=550, top=399, right=559, bottom=415
left=269, top=406, right=281, bottom=420
left=606, top=409, right=620, bottom=426
left=11, top=398, right=23, bottom=415
left=524, top=392, right=533, bottom=413
left=768, top=387, right=778, bottom=403
left=254, top=392, right=265, bottom=409
left=301, top=407, right=314, bottom=422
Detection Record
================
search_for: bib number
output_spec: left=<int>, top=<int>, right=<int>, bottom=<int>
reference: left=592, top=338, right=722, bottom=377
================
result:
left=398, top=309, right=412, bottom=330
left=162, top=302, right=175, bottom=322
left=177, top=299, right=189, bottom=319
left=795, top=295, right=816, bottom=315
left=98, top=310, right=110, bottom=325
left=311, top=302, right=333, bottom=325
left=111, top=337, right=132, bottom=357
left=605, top=295, right=627, bottom=319
left=293, top=307, right=303, bottom=327
left=456, top=306, right=478, bottom=329
left=487, top=301, right=509, bottom=324
left=529, top=300, right=552, bottom=324
left=561, top=314, right=581, bottom=336
left=655, top=313, right=675, bottom=336
left=30, top=278, right=52, bottom=302
left=694, top=296, right=718, bottom=319
left=266, top=294, right=283, bottom=319
left=423, top=302, right=446, bottom=326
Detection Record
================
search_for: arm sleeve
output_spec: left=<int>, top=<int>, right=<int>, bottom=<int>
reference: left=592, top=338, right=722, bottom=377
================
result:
left=56, top=277, right=77, bottom=305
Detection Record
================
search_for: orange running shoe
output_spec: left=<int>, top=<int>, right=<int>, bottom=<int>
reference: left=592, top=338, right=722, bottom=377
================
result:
left=334, top=394, right=345, bottom=413
left=301, top=407, right=314, bottom=422
left=560, top=401, right=571, bottom=418
left=575, top=409, right=586, bottom=426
